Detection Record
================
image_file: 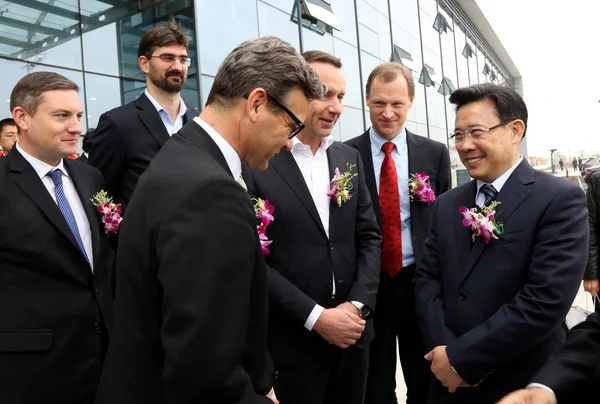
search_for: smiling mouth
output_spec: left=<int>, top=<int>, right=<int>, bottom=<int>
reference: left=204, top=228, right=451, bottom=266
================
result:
left=467, top=157, right=484, bottom=164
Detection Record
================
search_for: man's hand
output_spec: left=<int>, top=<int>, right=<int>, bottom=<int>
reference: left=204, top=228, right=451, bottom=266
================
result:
left=424, top=345, right=469, bottom=393
left=313, top=308, right=365, bottom=348
left=583, top=279, right=599, bottom=296
left=337, top=301, right=360, bottom=316
left=496, top=387, right=557, bottom=404
left=266, top=388, right=279, bottom=404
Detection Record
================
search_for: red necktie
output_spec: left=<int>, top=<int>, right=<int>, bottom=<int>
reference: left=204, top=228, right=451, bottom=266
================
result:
left=379, top=142, right=402, bottom=277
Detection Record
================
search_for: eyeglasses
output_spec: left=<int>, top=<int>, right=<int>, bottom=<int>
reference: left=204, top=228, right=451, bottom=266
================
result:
left=149, top=54, right=192, bottom=67
left=266, top=94, right=305, bottom=139
left=449, top=119, right=515, bottom=144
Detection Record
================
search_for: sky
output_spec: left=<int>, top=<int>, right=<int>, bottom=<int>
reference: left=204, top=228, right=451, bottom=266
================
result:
left=475, top=0, right=600, bottom=159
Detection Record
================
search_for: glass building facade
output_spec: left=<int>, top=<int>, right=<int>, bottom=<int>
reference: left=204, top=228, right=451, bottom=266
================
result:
left=0, top=0, right=520, bottom=186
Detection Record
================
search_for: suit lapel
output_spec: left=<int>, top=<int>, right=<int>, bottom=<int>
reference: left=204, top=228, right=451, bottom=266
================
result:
left=183, top=107, right=198, bottom=125
left=9, top=150, right=84, bottom=257
left=136, top=93, right=171, bottom=147
left=270, top=150, right=327, bottom=237
left=65, top=159, right=100, bottom=268
left=327, top=142, right=344, bottom=236
left=407, top=131, right=425, bottom=230
left=455, top=181, right=478, bottom=275
left=355, top=131, right=381, bottom=225
left=459, top=160, right=534, bottom=284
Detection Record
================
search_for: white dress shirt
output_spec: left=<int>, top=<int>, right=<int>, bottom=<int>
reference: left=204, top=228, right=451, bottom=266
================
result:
left=192, top=117, right=242, bottom=181
left=370, top=127, right=414, bottom=267
left=16, top=143, right=93, bottom=271
left=475, top=156, right=523, bottom=205
left=145, top=89, right=188, bottom=136
left=289, top=136, right=336, bottom=331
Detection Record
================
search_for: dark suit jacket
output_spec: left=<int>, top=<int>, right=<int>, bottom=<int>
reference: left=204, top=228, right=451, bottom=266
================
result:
left=87, top=93, right=197, bottom=211
left=345, top=129, right=451, bottom=263
left=77, top=153, right=88, bottom=164
left=533, top=312, right=600, bottom=402
left=244, top=142, right=382, bottom=364
left=0, top=149, right=114, bottom=403
left=413, top=160, right=589, bottom=403
left=95, top=121, right=273, bottom=404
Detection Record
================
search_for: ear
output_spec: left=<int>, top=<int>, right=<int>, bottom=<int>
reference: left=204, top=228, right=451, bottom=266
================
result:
left=510, top=119, right=525, bottom=144
left=12, top=107, right=29, bottom=132
left=245, top=88, right=268, bottom=123
left=407, top=96, right=415, bottom=109
left=139, top=55, right=150, bottom=74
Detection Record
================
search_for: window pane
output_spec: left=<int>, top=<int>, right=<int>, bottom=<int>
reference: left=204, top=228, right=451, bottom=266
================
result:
left=331, top=0, right=358, bottom=46
left=333, top=38, right=362, bottom=109
left=258, top=1, right=300, bottom=50
left=84, top=73, right=122, bottom=128
left=339, top=106, right=365, bottom=141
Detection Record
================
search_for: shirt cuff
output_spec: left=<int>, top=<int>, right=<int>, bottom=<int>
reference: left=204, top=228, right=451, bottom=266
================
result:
left=304, top=304, right=325, bottom=331
left=526, top=383, right=557, bottom=401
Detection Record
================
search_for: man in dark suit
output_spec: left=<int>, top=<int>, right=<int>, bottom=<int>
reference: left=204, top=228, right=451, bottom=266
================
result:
left=244, top=50, right=382, bottom=404
left=94, top=36, right=324, bottom=404
left=345, top=62, right=451, bottom=404
left=0, top=118, right=18, bottom=157
left=413, top=83, right=589, bottom=404
left=0, top=72, right=114, bottom=403
left=88, top=17, right=197, bottom=211
left=498, top=312, right=600, bottom=404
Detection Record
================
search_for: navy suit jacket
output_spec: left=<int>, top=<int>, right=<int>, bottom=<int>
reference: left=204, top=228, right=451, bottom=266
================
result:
left=244, top=142, right=382, bottom=364
left=414, top=159, right=589, bottom=403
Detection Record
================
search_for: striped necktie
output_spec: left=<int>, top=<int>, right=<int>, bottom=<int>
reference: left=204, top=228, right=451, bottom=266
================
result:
left=480, top=184, right=498, bottom=206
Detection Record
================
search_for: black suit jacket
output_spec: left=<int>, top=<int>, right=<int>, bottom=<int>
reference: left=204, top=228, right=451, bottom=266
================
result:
left=77, top=153, right=88, bottom=164
left=345, top=129, right=451, bottom=263
left=87, top=93, right=197, bottom=211
left=95, top=121, right=273, bottom=404
left=414, top=160, right=589, bottom=403
left=0, top=149, right=114, bottom=403
left=244, top=142, right=382, bottom=364
left=533, top=312, right=600, bottom=402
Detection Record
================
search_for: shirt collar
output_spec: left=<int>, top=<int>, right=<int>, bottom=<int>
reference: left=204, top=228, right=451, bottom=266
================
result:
left=291, top=135, right=336, bottom=152
left=16, top=143, right=68, bottom=179
left=144, top=88, right=187, bottom=118
left=369, top=127, right=407, bottom=155
left=192, top=117, right=241, bottom=180
left=476, top=156, right=524, bottom=195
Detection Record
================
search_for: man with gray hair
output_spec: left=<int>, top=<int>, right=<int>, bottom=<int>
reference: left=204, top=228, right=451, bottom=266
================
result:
left=95, top=36, right=323, bottom=404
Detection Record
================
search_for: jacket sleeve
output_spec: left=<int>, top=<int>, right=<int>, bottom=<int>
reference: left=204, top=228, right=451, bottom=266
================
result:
left=87, top=113, right=127, bottom=204
left=585, top=173, right=600, bottom=280
left=437, top=143, right=452, bottom=196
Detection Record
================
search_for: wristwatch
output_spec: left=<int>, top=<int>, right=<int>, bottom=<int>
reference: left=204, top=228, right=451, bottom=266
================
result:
left=350, top=301, right=370, bottom=319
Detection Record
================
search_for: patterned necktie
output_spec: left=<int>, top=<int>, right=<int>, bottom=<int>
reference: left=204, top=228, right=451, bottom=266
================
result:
left=379, top=142, right=402, bottom=277
left=47, top=170, right=90, bottom=266
left=480, top=184, right=498, bottom=206
left=236, top=175, right=248, bottom=192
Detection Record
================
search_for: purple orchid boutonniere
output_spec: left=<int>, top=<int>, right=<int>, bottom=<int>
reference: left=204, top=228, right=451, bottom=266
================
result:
left=327, top=163, right=358, bottom=207
left=90, top=190, right=122, bottom=234
left=459, top=201, right=505, bottom=244
left=408, top=172, right=436, bottom=204
left=253, top=198, right=275, bottom=255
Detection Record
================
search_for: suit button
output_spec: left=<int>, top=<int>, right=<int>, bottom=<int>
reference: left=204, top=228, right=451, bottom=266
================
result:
left=458, top=292, right=467, bottom=301
left=93, top=321, right=100, bottom=331
left=329, top=243, right=335, bottom=251
left=93, top=287, right=98, bottom=293
left=273, top=371, right=279, bottom=380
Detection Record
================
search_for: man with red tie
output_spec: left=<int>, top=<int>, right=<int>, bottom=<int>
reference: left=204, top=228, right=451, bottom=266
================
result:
left=345, top=62, right=451, bottom=404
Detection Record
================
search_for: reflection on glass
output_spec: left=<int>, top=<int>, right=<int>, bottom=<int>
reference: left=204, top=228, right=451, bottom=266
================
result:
left=84, top=73, right=122, bottom=128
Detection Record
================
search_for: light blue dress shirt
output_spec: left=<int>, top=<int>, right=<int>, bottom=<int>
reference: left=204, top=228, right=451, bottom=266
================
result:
left=370, top=127, right=414, bottom=267
left=475, top=156, right=523, bottom=206
left=144, top=89, right=187, bottom=135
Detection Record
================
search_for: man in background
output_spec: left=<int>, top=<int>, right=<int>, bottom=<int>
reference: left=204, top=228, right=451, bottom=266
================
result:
left=0, top=118, right=18, bottom=157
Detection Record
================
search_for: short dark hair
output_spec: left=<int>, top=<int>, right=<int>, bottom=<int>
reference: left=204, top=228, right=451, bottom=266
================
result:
left=82, top=128, right=95, bottom=153
left=10, top=72, right=79, bottom=115
left=0, top=118, right=16, bottom=132
left=449, top=83, right=528, bottom=137
left=137, top=16, right=190, bottom=59
left=302, top=50, right=342, bottom=68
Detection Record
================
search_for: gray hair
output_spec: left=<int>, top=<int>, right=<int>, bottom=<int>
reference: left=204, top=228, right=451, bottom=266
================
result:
left=206, top=36, right=324, bottom=109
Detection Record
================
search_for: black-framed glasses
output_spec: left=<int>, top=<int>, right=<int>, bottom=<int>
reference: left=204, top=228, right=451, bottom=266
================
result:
left=449, top=119, right=515, bottom=144
left=149, top=54, right=192, bottom=67
left=266, top=94, right=305, bottom=139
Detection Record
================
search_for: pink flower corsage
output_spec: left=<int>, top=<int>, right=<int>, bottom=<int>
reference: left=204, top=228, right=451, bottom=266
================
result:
left=459, top=201, right=504, bottom=244
left=408, top=172, right=436, bottom=204
left=253, top=198, right=275, bottom=255
left=90, top=190, right=122, bottom=234
left=327, top=163, right=358, bottom=207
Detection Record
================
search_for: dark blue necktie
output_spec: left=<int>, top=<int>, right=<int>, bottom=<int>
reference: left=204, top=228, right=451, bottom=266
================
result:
left=480, top=184, right=498, bottom=206
left=48, top=170, right=90, bottom=266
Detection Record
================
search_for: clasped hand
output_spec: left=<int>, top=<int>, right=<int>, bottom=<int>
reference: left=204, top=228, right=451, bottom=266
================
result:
left=424, top=345, right=470, bottom=393
left=313, top=302, right=365, bottom=349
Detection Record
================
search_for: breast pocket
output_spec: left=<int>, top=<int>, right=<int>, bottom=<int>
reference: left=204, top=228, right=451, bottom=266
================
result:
left=0, top=330, right=53, bottom=352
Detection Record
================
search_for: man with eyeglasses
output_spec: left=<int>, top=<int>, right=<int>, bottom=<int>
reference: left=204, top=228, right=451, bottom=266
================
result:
left=0, top=118, right=18, bottom=157
left=88, top=16, right=198, bottom=212
left=413, top=83, right=588, bottom=404
left=95, top=36, right=324, bottom=404
left=243, top=50, right=382, bottom=404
